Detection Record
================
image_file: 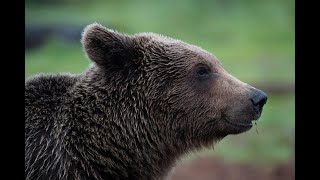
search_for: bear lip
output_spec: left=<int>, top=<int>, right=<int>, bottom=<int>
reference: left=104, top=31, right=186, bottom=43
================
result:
left=225, top=119, right=253, bottom=127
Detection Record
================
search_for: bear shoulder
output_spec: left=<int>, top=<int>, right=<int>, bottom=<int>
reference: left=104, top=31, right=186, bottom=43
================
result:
left=25, top=73, right=80, bottom=125
left=25, top=73, right=79, bottom=100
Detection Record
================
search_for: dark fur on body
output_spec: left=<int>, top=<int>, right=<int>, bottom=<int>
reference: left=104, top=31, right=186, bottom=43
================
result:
left=25, top=23, right=267, bottom=180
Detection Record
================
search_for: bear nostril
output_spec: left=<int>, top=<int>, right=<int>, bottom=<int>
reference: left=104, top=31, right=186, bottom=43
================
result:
left=250, top=90, right=268, bottom=113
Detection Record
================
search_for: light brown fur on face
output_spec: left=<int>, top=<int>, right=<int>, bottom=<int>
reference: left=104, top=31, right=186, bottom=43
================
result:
left=25, top=23, right=267, bottom=180
left=138, top=32, right=267, bottom=141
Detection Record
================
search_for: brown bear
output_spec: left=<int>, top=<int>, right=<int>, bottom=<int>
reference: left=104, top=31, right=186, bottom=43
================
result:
left=25, top=23, right=267, bottom=180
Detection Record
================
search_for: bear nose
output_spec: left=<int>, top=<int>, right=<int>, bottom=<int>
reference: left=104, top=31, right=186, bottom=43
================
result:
left=250, top=90, right=268, bottom=114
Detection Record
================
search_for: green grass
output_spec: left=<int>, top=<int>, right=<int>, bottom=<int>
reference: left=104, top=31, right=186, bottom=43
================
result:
left=25, top=0, right=295, bottom=165
left=25, top=39, right=90, bottom=78
left=26, top=0, right=294, bottom=82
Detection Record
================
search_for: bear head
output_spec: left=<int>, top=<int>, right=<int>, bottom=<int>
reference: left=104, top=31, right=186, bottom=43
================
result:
left=81, top=23, right=267, bottom=148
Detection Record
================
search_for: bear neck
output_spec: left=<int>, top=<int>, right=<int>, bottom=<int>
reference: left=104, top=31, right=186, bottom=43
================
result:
left=67, top=66, right=191, bottom=179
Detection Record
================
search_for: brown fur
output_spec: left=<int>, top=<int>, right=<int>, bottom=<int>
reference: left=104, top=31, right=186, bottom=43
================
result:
left=25, top=23, right=267, bottom=180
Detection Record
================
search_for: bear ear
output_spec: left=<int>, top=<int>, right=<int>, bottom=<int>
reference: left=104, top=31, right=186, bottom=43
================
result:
left=81, top=23, right=136, bottom=68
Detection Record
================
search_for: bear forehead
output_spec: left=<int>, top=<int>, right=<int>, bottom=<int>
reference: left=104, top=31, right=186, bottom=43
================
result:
left=135, top=32, right=221, bottom=66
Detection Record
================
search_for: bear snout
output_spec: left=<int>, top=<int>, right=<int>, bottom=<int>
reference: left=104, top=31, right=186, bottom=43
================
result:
left=250, top=89, right=268, bottom=117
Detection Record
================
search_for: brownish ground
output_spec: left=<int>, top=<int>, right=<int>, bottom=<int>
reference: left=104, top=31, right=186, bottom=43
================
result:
left=171, top=156, right=294, bottom=180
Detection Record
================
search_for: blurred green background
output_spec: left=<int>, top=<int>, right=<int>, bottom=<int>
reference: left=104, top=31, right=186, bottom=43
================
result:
left=25, top=0, right=294, bottom=166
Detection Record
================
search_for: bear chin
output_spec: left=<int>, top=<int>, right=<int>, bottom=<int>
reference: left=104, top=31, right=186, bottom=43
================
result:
left=224, top=119, right=254, bottom=134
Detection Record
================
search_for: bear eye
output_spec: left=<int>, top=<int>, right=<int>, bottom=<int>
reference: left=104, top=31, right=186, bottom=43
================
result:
left=195, top=65, right=211, bottom=80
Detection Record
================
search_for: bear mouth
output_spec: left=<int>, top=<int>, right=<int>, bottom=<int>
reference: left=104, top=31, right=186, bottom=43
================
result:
left=225, top=119, right=253, bottom=128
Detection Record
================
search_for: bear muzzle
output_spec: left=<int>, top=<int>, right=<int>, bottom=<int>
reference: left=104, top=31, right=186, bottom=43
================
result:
left=250, top=89, right=268, bottom=119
